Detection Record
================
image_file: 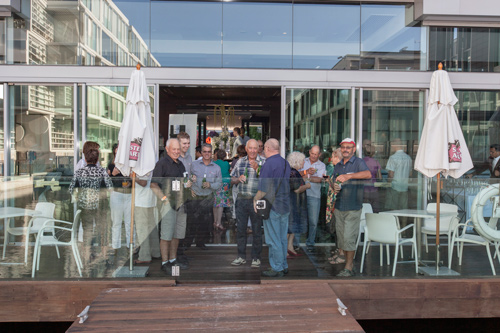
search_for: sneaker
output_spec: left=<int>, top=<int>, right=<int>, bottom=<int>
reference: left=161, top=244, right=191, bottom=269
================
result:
left=161, top=262, right=172, bottom=275
left=283, top=268, right=289, bottom=275
left=261, top=269, right=284, bottom=278
left=336, top=268, right=355, bottom=277
left=171, top=259, right=189, bottom=270
left=251, top=259, right=261, bottom=268
left=231, top=257, right=247, bottom=266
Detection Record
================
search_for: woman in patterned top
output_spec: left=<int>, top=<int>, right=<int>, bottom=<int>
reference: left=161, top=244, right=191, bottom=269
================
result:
left=69, top=148, right=113, bottom=265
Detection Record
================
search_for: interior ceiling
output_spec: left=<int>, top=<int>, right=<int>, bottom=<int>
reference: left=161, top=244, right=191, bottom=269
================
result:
left=161, top=86, right=281, bottom=118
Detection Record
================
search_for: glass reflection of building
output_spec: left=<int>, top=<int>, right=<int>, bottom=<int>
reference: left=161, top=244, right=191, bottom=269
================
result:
left=0, top=0, right=159, bottom=176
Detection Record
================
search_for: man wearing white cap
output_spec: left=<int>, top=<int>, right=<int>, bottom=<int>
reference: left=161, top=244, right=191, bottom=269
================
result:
left=331, top=138, right=371, bottom=277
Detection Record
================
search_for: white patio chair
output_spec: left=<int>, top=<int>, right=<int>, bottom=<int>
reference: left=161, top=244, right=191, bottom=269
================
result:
left=360, top=213, right=418, bottom=276
left=354, top=203, right=373, bottom=259
left=422, top=203, right=458, bottom=254
left=448, top=217, right=499, bottom=275
left=32, top=210, right=82, bottom=278
left=2, top=202, right=56, bottom=263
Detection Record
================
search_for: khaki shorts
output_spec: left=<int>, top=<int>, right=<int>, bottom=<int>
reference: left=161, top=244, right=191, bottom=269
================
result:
left=160, top=204, right=187, bottom=241
left=333, top=209, right=362, bottom=252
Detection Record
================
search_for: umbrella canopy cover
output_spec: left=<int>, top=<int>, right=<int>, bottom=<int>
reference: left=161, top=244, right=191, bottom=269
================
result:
left=115, top=69, right=156, bottom=177
left=414, top=70, right=473, bottom=179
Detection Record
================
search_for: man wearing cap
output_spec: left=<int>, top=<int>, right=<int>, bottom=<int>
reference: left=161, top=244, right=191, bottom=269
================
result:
left=300, top=145, right=326, bottom=251
left=332, top=138, right=371, bottom=277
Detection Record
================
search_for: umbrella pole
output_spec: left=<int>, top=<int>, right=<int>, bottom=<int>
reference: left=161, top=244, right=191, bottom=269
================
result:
left=436, top=173, right=441, bottom=272
left=130, top=172, right=136, bottom=271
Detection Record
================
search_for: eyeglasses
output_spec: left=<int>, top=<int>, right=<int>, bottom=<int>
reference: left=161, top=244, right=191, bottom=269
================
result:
left=202, top=150, right=212, bottom=154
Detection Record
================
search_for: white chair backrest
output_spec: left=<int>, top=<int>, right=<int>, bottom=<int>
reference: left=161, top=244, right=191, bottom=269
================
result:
left=365, top=213, right=398, bottom=244
left=361, top=203, right=373, bottom=220
left=32, top=202, right=56, bottom=229
left=427, top=203, right=458, bottom=214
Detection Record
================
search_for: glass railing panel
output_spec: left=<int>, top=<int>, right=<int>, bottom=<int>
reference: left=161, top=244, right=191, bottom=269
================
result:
left=1, top=175, right=499, bottom=280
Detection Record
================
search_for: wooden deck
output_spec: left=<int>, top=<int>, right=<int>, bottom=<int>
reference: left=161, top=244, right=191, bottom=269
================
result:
left=66, top=283, right=363, bottom=332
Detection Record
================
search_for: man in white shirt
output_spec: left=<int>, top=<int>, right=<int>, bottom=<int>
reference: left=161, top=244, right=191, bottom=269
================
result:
left=134, top=175, right=160, bottom=263
left=385, top=138, right=412, bottom=211
left=300, top=145, right=326, bottom=250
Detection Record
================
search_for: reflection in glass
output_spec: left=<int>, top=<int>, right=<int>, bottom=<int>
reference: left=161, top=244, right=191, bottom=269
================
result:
left=286, top=89, right=351, bottom=156
left=11, top=85, right=74, bottom=177
left=360, top=5, right=423, bottom=70
left=151, top=1, right=222, bottom=67
left=86, top=86, right=154, bottom=167
left=293, top=4, right=360, bottom=70
left=429, top=27, right=500, bottom=73
left=222, top=2, right=292, bottom=68
left=455, top=90, right=500, bottom=175
left=362, top=90, right=424, bottom=212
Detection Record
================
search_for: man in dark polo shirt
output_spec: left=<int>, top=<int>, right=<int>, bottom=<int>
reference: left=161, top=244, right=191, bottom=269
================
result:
left=332, top=138, right=371, bottom=277
left=151, top=138, right=187, bottom=275
left=253, top=139, right=290, bottom=278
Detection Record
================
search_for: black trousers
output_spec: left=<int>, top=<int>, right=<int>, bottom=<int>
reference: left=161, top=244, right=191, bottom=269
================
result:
left=183, top=194, right=213, bottom=247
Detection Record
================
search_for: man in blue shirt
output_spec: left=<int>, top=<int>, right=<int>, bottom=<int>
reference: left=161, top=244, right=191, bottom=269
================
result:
left=332, top=138, right=371, bottom=277
left=254, top=139, right=290, bottom=277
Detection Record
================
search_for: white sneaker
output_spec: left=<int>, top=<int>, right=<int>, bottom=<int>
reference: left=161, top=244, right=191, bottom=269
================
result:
left=231, top=257, right=246, bottom=266
left=251, top=259, right=261, bottom=268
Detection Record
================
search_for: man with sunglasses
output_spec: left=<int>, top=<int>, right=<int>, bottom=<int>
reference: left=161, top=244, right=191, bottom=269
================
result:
left=185, top=143, right=222, bottom=250
left=332, top=138, right=371, bottom=277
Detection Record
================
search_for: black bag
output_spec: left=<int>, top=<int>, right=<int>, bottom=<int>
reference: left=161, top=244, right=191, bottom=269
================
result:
left=256, top=198, right=272, bottom=219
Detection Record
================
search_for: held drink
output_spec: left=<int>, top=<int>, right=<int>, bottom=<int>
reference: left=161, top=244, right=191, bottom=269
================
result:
left=202, top=174, right=207, bottom=183
left=183, top=172, right=188, bottom=188
left=243, top=167, right=248, bottom=183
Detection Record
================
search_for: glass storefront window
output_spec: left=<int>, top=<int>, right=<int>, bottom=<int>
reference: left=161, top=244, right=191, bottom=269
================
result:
left=86, top=85, right=154, bottom=167
left=429, top=27, right=500, bottom=73
left=455, top=90, right=500, bottom=173
left=151, top=1, right=222, bottom=67
left=293, top=4, right=360, bottom=70
left=361, top=90, right=424, bottom=212
left=10, top=85, right=75, bottom=177
left=360, top=5, right=424, bottom=70
left=286, top=89, right=352, bottom=156
left=222, top=2, right=292, bottom=69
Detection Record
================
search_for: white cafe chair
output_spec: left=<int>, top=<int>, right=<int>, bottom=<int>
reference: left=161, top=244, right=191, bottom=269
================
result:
left=360, top=213, right=418, bottom=276
left=2, top=202, right=56, bottom=264
left=448, top=217, right=499, bottom=275
left=422, top=203, right=458, bottom=254
left=354, top=203, right=373, bottom=259
left=32, top=210, right=83, bottom=277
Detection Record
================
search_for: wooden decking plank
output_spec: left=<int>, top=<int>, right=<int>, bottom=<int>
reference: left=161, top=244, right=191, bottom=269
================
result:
left=68, top=283, right=363, bottom=332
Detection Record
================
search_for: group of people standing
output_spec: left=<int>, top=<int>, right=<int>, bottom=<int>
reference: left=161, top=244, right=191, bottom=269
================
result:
left=68, top=130, right=377, bottom=278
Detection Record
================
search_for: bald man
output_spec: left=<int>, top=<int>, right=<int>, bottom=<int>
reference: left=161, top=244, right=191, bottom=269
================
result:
left=300, top=145, right=326, bottom=251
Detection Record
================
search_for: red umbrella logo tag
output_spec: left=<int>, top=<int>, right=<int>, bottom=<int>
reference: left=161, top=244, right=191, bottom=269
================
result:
left=129, top=137, right=143, bottom=161
left=448, top=140, right=462, bottom=163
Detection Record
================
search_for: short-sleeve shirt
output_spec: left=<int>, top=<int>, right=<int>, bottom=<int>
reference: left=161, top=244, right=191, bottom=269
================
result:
left=215, top=159, right=231, bottom=180
left=386, top=150, right=412, bottom=192
left=362, top=156, right=381, bottom=193
left=333, top=155, right=369, bottom=211
left=230, top=155, right=264, bottom=197
left=300, top=157, right=326, bottom=198
left=190, top=159, right=222, bottom=196
left=68, top=164, right=113, bottom=210
left=151, top=154, right=186, bottom=210
left=258, top=154, right=290, bottom=214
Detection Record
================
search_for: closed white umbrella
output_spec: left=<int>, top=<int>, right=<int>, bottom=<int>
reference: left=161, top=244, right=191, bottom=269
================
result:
left=414, top=63, right=473, bottom=273
left=115, top=64, right=157, bottom=272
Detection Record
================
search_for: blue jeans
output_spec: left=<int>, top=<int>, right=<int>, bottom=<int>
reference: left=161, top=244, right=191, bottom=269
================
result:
left=263, top=210, right=290, bottom=272
left=306, top=196, right=321, bottom=246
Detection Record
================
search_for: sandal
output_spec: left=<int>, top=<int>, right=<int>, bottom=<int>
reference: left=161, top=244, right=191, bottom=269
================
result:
left=336, top=268, right=355, bottom=277
left=329, top=255, right=346, bottom=264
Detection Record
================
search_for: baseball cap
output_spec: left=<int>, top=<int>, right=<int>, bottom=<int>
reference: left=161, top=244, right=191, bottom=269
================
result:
left=340, top=138, right=356, bottom=146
